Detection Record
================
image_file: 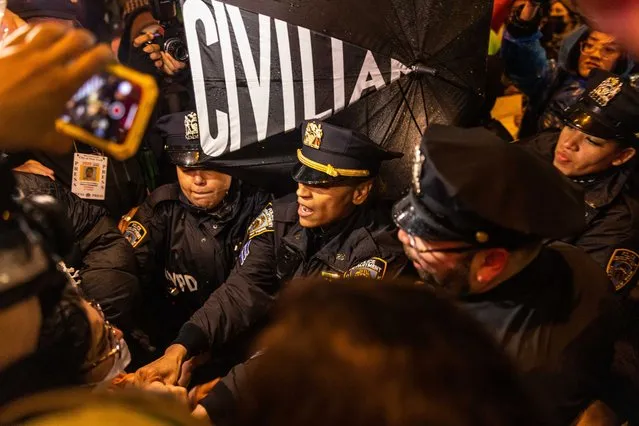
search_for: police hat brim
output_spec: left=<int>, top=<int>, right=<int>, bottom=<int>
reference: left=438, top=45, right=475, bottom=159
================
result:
left=562, top=103, right=634, bottom=142
left=291, top=163, right=353, bottom=185
left=392, top=192, right=468, bottom=242
left=167, top=149, right=206, bottom=169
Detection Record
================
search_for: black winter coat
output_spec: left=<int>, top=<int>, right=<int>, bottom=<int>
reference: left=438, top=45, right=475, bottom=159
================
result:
left=518, top=132, right=639, bottom=295
left=14, top=172, right=139, bottom=330
left=174, top=194, right=408, bottom=357
left=124, top=181, right=272, bottom=347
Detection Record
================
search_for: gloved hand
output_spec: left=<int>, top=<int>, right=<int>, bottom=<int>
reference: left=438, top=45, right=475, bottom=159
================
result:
left=507, top=1, right=544, bottom=38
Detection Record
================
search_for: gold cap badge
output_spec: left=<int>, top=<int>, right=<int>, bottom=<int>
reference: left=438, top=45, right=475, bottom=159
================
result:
left=589, top=77, right=623, bottom=107
left=184, top=112, right=200, bottom=141
left=303, top=122, right=323, bottom=150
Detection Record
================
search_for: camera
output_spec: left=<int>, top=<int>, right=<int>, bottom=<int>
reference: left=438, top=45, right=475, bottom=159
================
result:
left=149, top=0, right=189, bottom=63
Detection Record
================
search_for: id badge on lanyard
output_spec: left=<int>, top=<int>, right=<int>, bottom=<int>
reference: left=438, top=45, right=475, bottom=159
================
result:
left=71, top=152, right=108, bottom=200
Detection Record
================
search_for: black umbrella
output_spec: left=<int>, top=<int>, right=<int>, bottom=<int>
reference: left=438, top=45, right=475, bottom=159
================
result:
left=181, top=0, right=492, bottom=197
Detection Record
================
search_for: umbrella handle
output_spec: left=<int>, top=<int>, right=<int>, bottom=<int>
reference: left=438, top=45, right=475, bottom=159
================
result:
left=411, top=64, right=438, bottom=76
left=411, top=63, right=483, bottom=98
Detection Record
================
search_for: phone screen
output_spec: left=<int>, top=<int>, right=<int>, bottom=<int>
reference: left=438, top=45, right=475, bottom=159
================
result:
left=60, top=73, right=143, bottom=144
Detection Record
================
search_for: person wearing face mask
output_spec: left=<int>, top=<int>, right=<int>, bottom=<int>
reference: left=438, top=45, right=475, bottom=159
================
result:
left=392, top=124, right=621, bottom=424
left=121, top=111, right=272, bottom=354
left=501, top=0, right=634, bottom=138
left=0, top=175, right=130, bottom=405
left=517, top=70, right=639, bottom=296
left=0, top=266, right=199, bottom=425
left=541, top=1, right=581, bottom=60
left=11, top=280, right=133, bottom=394
left=79, top=295, right=131, bottom=389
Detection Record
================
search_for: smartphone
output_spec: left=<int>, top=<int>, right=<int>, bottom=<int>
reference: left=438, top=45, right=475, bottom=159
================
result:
left=56, top=63, right=159, bottom=161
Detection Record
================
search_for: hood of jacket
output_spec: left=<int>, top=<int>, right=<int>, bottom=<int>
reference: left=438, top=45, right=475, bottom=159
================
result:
left=558, top=25, right=635, bottom=77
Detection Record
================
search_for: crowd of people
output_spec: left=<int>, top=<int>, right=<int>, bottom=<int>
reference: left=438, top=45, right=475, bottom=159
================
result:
left=2, top=0, right=639, bottom=425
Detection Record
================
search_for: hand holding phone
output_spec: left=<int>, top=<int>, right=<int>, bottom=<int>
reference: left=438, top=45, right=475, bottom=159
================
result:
left=0, top=23, right=112, bottom=154
left=56, top=63, right=159, bottom=160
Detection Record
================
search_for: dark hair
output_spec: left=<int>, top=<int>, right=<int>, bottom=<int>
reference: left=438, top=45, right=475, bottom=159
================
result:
left=238, top=278, right=544, bottom=426
left=576, top=29, right=629, bottom=76
left=37, top=281, right=92, bottom=385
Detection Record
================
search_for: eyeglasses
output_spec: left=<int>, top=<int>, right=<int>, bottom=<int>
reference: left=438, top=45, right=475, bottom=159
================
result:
left=406, top=234, right=479, bottom=254
left=580, top=41, right=622, bottom=59
left=64, top=271, right=122, bottom=372
left=80, top=301, right=121, bottom=373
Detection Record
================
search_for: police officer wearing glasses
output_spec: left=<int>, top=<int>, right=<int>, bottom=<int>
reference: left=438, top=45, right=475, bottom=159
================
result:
left=136, top=121, right=407, bottom=419
left=392, top=125, right=620, bottom=424
left=518, top=69, right=639, bottom=296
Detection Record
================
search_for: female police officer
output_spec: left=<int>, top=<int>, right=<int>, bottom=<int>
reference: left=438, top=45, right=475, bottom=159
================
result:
left=122, top=111, right=271, bottom=352
left=136, top=121, right=407, bottom=407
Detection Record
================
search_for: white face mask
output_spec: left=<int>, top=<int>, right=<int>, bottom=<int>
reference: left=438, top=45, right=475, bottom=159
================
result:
left=90, top=338, right=131, bottom=391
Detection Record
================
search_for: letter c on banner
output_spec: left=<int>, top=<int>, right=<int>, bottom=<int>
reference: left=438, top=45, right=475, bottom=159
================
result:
left=183, top=0, right=229, bottom=156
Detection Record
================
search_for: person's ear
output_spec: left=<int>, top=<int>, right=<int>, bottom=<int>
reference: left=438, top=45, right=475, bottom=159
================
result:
left=473, top=248, right=510, bottom=289
left=351, top=180, right=374, bottom=206
left=612, top=147, right=636, bottom=167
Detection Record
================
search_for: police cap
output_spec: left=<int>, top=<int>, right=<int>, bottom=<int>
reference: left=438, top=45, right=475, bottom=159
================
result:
left=292, top=121, right=403, bottom=185
left=157, top=111, right=209, bottom=169
left=561, top=69, right=639, bottom=144
left=392, top=125, right=585, bottom=247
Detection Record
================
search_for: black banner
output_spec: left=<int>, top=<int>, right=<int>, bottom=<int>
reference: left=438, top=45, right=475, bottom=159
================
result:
left=182, top=0, right=412, bottom=157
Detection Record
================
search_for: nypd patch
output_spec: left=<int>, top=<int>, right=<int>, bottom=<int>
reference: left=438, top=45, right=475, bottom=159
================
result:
left=124, top=221, right=147, bottom=248
left=344, top=257, right=388, bottom=280
left=239, top=240, right=251, bottom=266
left=247, top=205, right=274, bottom=240
left=606, top=249, right=639, bottom=291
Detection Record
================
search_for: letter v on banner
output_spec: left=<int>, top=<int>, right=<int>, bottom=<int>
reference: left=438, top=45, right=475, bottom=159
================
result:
left=181, top=0, right=413, bottom=156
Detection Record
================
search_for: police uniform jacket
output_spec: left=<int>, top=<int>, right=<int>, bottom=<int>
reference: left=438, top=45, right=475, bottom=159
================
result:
left=460, top=242, right=620, bottom=424
left=173, top=194, right=408, bottom=356
left=125, top=181, right=271, bottom=344
left=518, top=132, right=639, bottom=294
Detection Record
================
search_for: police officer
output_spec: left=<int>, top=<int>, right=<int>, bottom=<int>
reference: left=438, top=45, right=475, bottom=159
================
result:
left=392, top=125, right=620, bottom=424
left=517, top=69, right=639, bottom=295
left=122, top=111, right=272, bottom=350
left=136, top=121, right=408, bottom=404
